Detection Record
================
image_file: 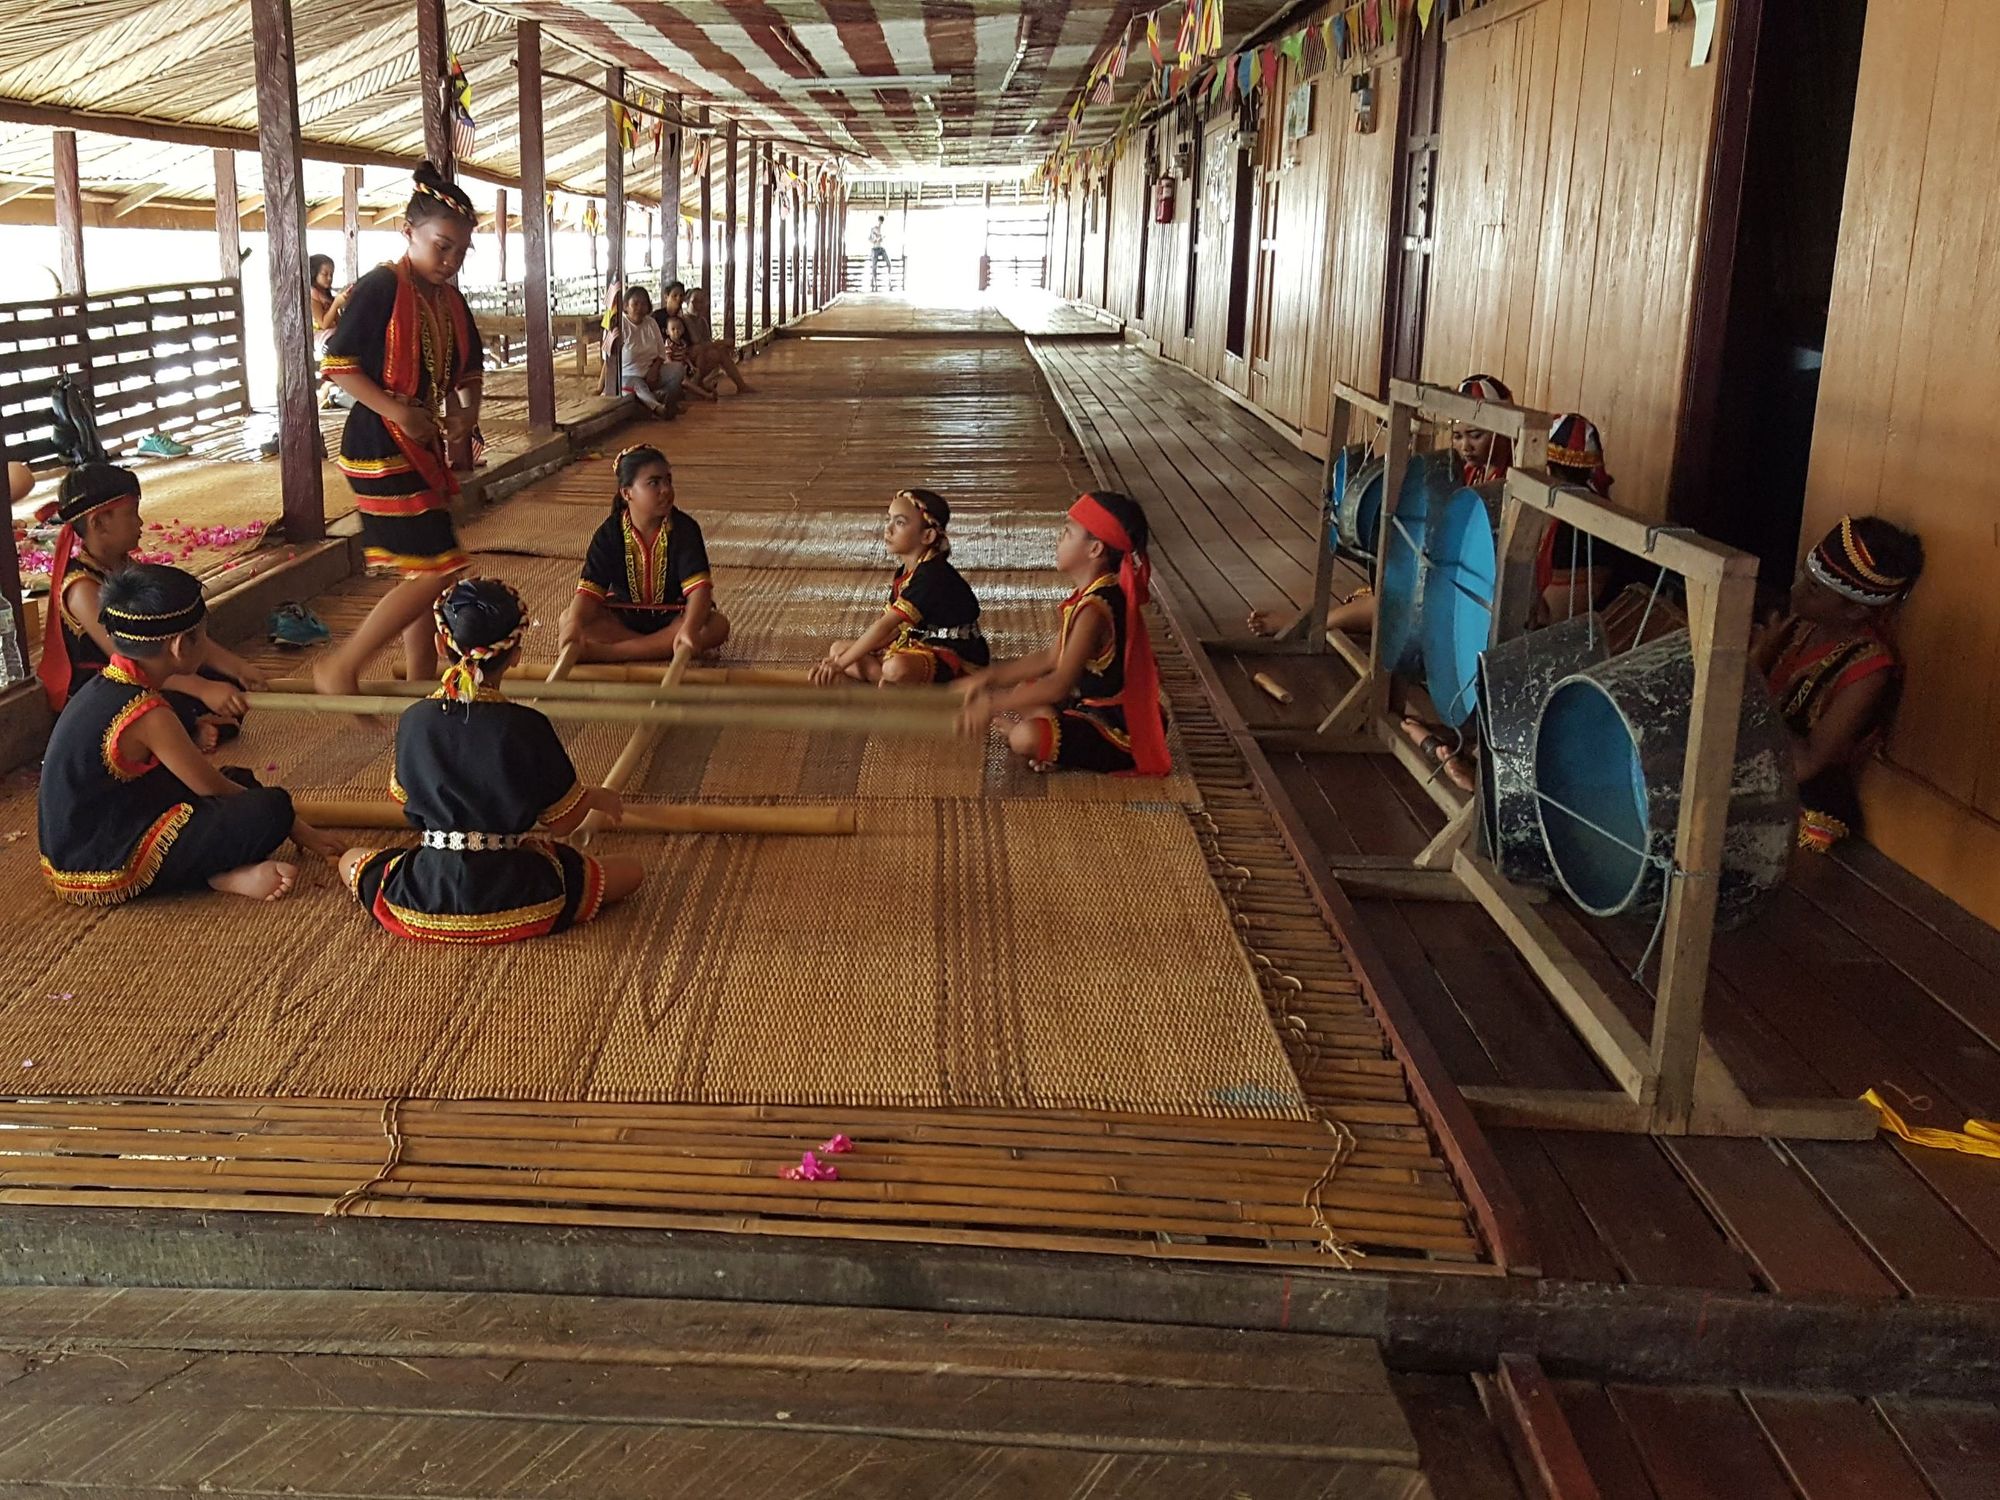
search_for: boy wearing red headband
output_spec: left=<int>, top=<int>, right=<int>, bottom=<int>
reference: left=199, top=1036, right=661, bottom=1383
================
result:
left=37, top=462, right=267, bottom=747
left=1752, top=514, right=1923, bottom=853
left=956, top=490, right=1172, bottom=776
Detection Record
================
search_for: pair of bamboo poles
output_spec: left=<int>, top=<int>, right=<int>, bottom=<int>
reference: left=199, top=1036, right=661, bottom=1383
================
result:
left=266, top=648, right=965, bottom=840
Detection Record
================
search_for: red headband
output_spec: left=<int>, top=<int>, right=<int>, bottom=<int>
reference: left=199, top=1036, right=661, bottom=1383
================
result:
left=1070, top=493, right=1136, bottom=556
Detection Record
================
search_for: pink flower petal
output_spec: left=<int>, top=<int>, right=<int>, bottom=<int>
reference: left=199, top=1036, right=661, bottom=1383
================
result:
left=820, top=1133, right=854, bottom=1154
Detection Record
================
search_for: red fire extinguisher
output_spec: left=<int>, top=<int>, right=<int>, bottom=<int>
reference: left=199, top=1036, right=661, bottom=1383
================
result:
left=1153, top=176, right=1177, bottom=224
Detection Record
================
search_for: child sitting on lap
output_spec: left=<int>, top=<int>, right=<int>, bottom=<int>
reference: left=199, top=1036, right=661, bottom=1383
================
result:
left=38, top=564, right=340, bottom=905
left=340, top=578, right=644, bottom=943
left=957, top=490, right=1172, bottom=776
left=811, top=487, right=988, bottom=686
left=558, top=445, right=731, bottom=663
left=37, top=462, right=268, bottom=747
left=660, top=315, right=716, bottom=407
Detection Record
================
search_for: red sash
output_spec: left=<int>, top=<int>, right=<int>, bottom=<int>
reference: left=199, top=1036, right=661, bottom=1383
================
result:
left=380, top=262, right=477, bottom=500
left=1067, top=495, right=1171, bottom=777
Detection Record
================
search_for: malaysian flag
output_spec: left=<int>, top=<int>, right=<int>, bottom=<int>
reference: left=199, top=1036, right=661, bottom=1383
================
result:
left=447, top=55, right=475, bottom=159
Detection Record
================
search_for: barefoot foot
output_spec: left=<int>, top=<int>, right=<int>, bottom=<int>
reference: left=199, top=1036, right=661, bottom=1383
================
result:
left=210, top=860, right=298, bottom=901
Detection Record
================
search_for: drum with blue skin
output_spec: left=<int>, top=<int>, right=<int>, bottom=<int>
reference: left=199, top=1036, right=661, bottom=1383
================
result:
left=1419, top=482, right=1504, bottom=726
left=1324, top=443, right=1366, bottom=554
left=1476, top=612, right=1608, bottom=884
left=1532, top=629, right=1799, bottom=928
left=1373, top=452, right=1458, bottom=680
left=1333, top=454, right=1386, bottom=559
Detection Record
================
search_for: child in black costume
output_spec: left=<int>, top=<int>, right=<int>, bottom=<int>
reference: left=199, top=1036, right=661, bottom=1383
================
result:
left=811, top=487, right=988, bottom=686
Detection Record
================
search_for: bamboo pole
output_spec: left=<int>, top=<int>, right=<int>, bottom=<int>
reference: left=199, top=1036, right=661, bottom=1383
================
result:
left=261, top=676, right=956, bottom=709
left=269, top=664, right=811, bottom=688
left=581, top=649, right=689, bottom=848
left=294, top=799, right=855, bottom=837
left=244, top=692, right=958, bottom=738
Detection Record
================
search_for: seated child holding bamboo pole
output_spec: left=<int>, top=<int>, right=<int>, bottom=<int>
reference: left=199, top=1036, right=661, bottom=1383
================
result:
left=810, top=487, right=988, bottom=686
left=558, top=446, right=731, bottom=663
left=339, top=578, right=645, bottom=942
left=39, top=564, right=340, bottom=905
left=956, top=490, right=1171, bottom=776
left=36, top=462, right=268, bottom=746
left=1751, top=514, right=1923, bottom=855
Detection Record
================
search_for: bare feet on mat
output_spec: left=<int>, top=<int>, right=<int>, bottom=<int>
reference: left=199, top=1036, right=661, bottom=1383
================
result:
left=210, top=860, right=298, bottom=901
left=1400, top=714, right=1478, bottom=794
left=1246, top=609, right=1280, bottom=637
left=311, top=658, right=361, bottom=698
left=194, top=720, right=220, bottom=753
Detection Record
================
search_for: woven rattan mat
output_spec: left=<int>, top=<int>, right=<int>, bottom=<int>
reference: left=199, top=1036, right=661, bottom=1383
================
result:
left=0, top=797, right=1304, bottom=1116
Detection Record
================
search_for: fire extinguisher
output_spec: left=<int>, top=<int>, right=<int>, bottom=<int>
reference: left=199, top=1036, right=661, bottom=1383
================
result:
left=1153, top=176, right=1176, bottom=224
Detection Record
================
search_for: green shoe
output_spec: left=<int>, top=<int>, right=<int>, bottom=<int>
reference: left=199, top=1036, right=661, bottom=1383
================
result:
left=135, top=432, right=192, bottom=458
left=267, top=602, right=331, bottom=648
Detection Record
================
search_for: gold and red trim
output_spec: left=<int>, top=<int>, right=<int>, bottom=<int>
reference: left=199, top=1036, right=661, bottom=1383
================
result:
left=320, top=353, right=363, bottom=375
left=620, top=513, right=675, bottom=607
left=388, top=767, right=408, bottom=805
left=101, top=692, right=168, bottom=780
left=364, top=546, right=471, bottom=577
left=882, top=637, right=941, bottom=683
left=1798, top=807, right=1848, bottom=855
left=42, top=804, right=192, bottom=905
left=538, top=779, right=588, bottom=826
left=681, top=572, right=712, bottom=595
left=575, top=579, right=612, bottom=601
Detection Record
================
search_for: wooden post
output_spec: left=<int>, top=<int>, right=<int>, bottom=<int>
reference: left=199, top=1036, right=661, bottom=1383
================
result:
left=249, top=0, right=325, bottom=544
left=793, top=158, right=804, bottom=318
left=742, top=134, right=757, bottom=339
left=416, top=0, right=450, bottom=175
left=698, top=105, right=712, bottom=299
left=838, top=182, right=849, bottom=294
left=341, top=166, right=361, bottom=282
left=759, top=140, right=773, bottom=334
left=52, top=129, right=84, bottom=297
left=777, top=153, right=789, bottom=325
left=603, top=66, right=625, bottom=292
left=495, top=187, right=508, bottom=285
left=722, top=118, right=737, bottom=346
left=213, top=150, right=242, bottom=280
left=0, top=428, right=25, bottom=660
left=980, top=181, right=992, bottom=291
left=661, top=98, right=679, bottom=287
left=517, top=20, right=556, bottom=432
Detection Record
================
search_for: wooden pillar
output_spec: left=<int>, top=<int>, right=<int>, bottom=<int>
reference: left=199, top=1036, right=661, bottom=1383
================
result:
left=0, top=429, right=25, bottom=661
left=979, top=182, right=992, bottom=291
left=212, top=149, right=242, bottom=281
left=417, top=0, right=451, bottom=175
left=722, top=119, right=737, bottom=346
left=792, top=158, right=803, bottom=318
left=759, top=141, right=773, bottom=334
left=249, top=0, right=325, bottom=543
left=698, top=106, right=712, bottom=299
left=495, top=188, right=508, bottom=285
left=518, top=20, right=556, bottom=431
left=742, top=135, right=757, bottom=340
left=777, top=154, right=789, bottom=326
left=603, top=66, right=625, bottom=290
left=838, top=183, right=849, bottom=296
left=341, top=166, right=361, bottom=281
left=52, top=130, right=84, bottom=297
left=669, top=110, right=683, bottom=286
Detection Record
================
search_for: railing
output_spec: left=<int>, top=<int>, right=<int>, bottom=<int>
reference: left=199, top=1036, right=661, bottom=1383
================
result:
left=459, top=274, right=606, bottom=323
left=843, top=254, right=907, bottom=293
left=0, top=280, right=247, bottom=468
left=983, top=256, right=1048, bottom=291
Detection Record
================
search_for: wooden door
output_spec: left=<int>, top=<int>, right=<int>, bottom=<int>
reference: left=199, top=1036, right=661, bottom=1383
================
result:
left=1248, top=101, right=1284, bottom=401
left=1385, top=17, right=1446, bottom=384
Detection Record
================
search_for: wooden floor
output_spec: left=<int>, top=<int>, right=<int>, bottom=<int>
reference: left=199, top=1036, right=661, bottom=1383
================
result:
left=1034, top=334, right=2000, bottom=1304
left=0, top=1287, right=1444, bottom=1497
left=792, top=289, right=1124, bottom=340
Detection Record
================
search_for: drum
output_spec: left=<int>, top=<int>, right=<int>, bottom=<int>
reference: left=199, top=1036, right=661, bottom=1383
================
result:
left=1374, top=452, right=1459, bottom=680
left=1333, top=455, right=1386, bottom=559
left=1324, top=442, right=1367, bottom=554
left=1532, top=629, right=1798, bottom=928
left=1419, top=481, right=1504, bottom=726
left=1475, top=613, right=1609, bottom=884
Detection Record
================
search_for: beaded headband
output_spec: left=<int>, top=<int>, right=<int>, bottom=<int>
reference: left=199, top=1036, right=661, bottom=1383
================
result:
left=896, top=488, right=949, bottom=532
left=412, top=179, right=474, bottom=217
left=1806, top=516, right=1911, bottom=607
left=434, top=580, right=529, bottom=703
left=101, top=587, right=205, bottom=642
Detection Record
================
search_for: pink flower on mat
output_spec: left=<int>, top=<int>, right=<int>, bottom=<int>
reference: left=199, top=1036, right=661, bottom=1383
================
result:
left=820, top=1133, right=854, bottom=1154
left=781, top=1151, right=839, bottom=1182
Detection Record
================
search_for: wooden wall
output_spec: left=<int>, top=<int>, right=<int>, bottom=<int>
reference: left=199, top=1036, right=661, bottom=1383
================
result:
left=1800, top=0, right=2000, bottom=925
left=1420, top=0, right=1725, bottom=519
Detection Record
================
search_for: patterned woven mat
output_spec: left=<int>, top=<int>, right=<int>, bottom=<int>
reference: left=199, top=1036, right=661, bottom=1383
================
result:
left=0, top=795, right=1303, bottom=1116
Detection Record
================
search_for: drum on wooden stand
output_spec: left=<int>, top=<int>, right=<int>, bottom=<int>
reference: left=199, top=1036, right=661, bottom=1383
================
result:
left=1324, top=442, right=1367, bottom=555
left=1332, top=453, right=1386, bottom=560
left=1476, top=612, right=1609, bottom=885
left=1374, top=451, right=1459, bottom=680
left=1532, top=629, right=1798, bottom=929
left=1418, top=481, right=1505, bottom=727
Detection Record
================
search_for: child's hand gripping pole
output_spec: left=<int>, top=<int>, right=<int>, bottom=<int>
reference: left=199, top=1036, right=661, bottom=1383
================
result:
left=577, top=639, right=693, bottom=848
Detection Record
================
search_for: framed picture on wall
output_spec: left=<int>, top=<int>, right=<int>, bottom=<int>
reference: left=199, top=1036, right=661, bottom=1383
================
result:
left=1285, top=83, right=1314, bottom=144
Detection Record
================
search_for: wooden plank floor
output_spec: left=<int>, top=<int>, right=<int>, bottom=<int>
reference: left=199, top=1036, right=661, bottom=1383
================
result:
left=793, top=290, right=1123, bottom=340
left=1031, top=334, right=2000, bottom=1305
left=0, top=1287, right=1440, bottom=1497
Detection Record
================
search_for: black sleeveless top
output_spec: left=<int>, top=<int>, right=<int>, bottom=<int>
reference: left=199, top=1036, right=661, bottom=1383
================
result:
left=39, top=659, right=195, bottom=904
left=1060, top=573, right=1126, bottom=706
left=57, top=555, right=112, bottom=684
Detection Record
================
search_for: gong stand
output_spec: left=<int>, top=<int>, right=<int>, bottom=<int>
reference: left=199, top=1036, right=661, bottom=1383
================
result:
left=1252, top=384, right=1873, bottom=1141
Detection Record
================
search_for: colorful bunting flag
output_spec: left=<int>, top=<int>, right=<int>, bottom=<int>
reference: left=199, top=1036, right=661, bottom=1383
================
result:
left=1364, top=0, right=1381, bottom=48
left=1197, top=0, right=1224, bottom=57
left=447, top=54, right=476, bottom=159
left=1382, top=0, right=1399, bottom=45
left=1417, top=0, right=1437, bottom=31
left=1176, top=0, right=1198, bottom=67
left=1280, top=31, right=1304, bottom=63
left=615, top=103, right=640, bottom=154
left=1301, top=19, right=1327, bottom=74
left=1147, top=14, right=1164, bottom=67
left=1236, top=50, right=1254, bottom=96
left=1332, top=11, right=1349, bottom=59
left=1262, top=43, right=1280, bottom=93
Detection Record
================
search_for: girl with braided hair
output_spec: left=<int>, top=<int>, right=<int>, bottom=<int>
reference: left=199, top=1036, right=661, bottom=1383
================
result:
left=1752, top=515, right=1924, bottom=854
left=339, top=578, right=644, bottom=943
left=810, top=487, right=987, bottom=686
left=315, top=161, right=486, bottom=698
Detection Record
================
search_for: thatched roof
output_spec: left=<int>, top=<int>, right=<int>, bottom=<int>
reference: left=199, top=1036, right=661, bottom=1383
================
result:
left=0, top=0, right=1291, bottom=218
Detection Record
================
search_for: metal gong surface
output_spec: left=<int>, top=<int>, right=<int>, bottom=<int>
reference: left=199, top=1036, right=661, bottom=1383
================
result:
left=1334, top=455, right=1386, bottom=559
left=1325, top=442, right=1366, bottom=556
left=1532, top=629, right=1799, bottom=928
left=1476, top=612, right=1609, bottom=885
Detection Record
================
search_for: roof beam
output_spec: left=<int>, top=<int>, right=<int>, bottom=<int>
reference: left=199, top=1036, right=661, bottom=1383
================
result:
left=0, top=181, right=40, bottom=208
left=112, top=183, right=169, bottom=217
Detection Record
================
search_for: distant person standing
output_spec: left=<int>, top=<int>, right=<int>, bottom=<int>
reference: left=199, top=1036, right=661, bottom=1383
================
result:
left=868, top=215, right=889, bottom=290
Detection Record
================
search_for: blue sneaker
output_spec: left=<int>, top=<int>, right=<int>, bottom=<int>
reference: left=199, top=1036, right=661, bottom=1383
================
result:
left=135, top=432, right=192, bottom=458
left=267, top=602, right=331, bottom=648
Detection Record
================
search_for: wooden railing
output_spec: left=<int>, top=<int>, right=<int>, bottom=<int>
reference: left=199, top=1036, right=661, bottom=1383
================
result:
left=0, top=280, right=247, bottom=468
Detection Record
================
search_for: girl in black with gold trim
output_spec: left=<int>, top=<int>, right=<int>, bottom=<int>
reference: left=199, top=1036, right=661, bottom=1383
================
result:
left=811, top=487, right=988, bottom=686
left=340, top=579, right=646, bottom=944
left=559, top=446, right=732, bottom=663
left=38, top=565, right=341, bottom=906
left=957, top=491, right=1173, bottom=776
left=314, top=162, right=484, bottom=698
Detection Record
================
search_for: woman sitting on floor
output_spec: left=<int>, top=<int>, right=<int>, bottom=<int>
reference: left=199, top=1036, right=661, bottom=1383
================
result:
left=681, top=287, right=754, bottom=396
left=340, top=578, right=644, bottom=943
left=1752, top=515, right=1924, bottom=854
left=811, top=487, right=987, bottom=686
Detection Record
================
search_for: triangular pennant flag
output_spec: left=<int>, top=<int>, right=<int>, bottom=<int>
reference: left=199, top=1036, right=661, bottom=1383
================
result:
left=1198, top=0, right=1225, bottom=56
left=1301, top=21, right=1326, bottom=74
left=1364, top=0, right=1381, bottom=48
left=1332, top=12, right=1348, bottom=58
left=1177, top=0, right=1198, bottom=66
left=1262, top=44, right=1280, bottom=92
left=1417, top=0, right=1437, bottom=31
left=447, top=53, right=476, bottom=158
left=1382, top=0, right=1398, bottom=45
left=1147, top=14, right=1164, bottom=67
left=1237, top=50, right=1255, bottom=95
left=1280, top=31, right=1304, bottom=63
